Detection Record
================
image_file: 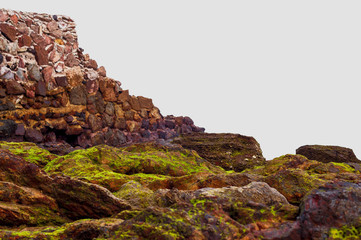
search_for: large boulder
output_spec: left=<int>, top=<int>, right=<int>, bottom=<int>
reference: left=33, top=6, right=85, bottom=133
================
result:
left=0, top=120, right=16, bottom=138
left=296, top=145, right=360, bottom=163
left=299, top=182, right=361, bottom=239
left=173, top=133, right=266, bottom=171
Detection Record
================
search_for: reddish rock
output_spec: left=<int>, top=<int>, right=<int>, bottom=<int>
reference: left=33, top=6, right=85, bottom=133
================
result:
left=54, top=75, right=68, bottom=87
left=0, top=11, right=9, bottom=22
left=42, top=66, right=57, bottom=90
left=51, top=29, right=63, bottom=39
left=30, top=32, right=45, bottom=46
left=65, top=67, right=83, bottom=87
left=49, top=49, right=62, bottom=63
left=65, top=53, right=79, bottom=67
left=85, top=59, right=98, bottom=70
left=18, top=34, right=32, bottom=47
left=296, top=145, right=360, bottom=163
left=35, top=81, right=46, bottom=96
left=47, top=21, right=58, bottom=32
left=5, top=80, right=25, bottom=95
left=34, top=44, right=48, bottom=65
left=0, top=23, right=17, bottom=42
left=25, top=128, right=43, bottom=143
left=10, top=15, right=19, bottom=25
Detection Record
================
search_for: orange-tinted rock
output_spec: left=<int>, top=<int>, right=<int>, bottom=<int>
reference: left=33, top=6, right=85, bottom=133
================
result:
left=129, top=96, right=141, bottom=111
left=99, top=78, right=117, bottom=102
left=138, top=96, right=154, bottom=109
left=65, top=67, right=83, bottom=87
left=66, top=125, right=83, bottom=135
left=98, top=66, right=106, bottom=77
left=118, top=89, right=130, bottom=102
left=85, top=59, right=98, bottom=70
left=10, top=15, right=18, bottom=25
left=0, top=23, right=17, bottom=42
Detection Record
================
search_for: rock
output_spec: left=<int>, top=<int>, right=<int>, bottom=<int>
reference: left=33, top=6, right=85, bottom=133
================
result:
left=5, top=80, right=25, bottom=95
left=99, top=78, right=117, bottom=102
left=18, top=34, right=32, bottom=47
left=42, top=66, right=56, bottom=90
left=65, top=53, right=79, bottom=67
left=98, top=66, right=106, bottom=77
left=86, top=79, right=99, bottom=94
left=55, top=75, right=68, bottom=87
left=129, top=96, right=141, bottom=111
left=138, top=96, right=154, bottom=110
left=25, top=128, right=43, bottom=143
left=47, top=21, right=58, bottom=32
left=86, top=69, right=98, bottom=81
left=0, top=23, right=17, bottom=42
left=296, top=145, right=360, bottom=163
left=299, top=182, right=361, bottom=239
left=0, top=120, right=16, bottom=138
left=105, top=102, right=115, bottom=116
left=0, top=53, right=3, bottom=64
left=34, top=44, right=48, bottom=65
left=27, top=64, right=42, bottom=81
left=88, top=114, right=103, bottom=132
left=85, top=59, right=98, bottom=70
left=69, top=85, right=87, bottom=105
left=114, top=181, right=155, bottom=208
left=35, top=80, right=46, bottom=96
left=173, top=133, right=266, bottom=172
left=65, top=66, right=83, bottom=87
left=15, top=124, right=25, bottom=136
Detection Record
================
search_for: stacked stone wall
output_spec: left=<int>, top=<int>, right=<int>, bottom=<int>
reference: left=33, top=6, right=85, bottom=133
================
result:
left=0, top=9, right=204, bottom=151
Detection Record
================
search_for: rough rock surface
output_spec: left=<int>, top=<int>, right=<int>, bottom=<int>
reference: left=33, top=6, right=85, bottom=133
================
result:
left=173, top=132, right=266, bottom=171
left=0, top=8, right=204, bottom=153
left=296, top=145, right=360, bottom=163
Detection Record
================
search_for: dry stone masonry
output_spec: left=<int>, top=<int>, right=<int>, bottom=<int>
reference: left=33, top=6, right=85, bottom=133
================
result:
left=0, top=9, right=204, bottom=152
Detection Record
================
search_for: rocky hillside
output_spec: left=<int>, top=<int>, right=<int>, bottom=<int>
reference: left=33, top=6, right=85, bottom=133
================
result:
left=0, top=8, right=204, bottom=154
left=1, top=8, right=361, bottom=240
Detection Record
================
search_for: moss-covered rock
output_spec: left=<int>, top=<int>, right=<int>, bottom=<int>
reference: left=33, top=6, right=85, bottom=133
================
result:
left=0, top=141, right=57, bottom=167
left=44, top=142, right=224, bottom=192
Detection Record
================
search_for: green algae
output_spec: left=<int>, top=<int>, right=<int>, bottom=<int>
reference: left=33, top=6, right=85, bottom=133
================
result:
left=328, top=225, right=361, bottom=239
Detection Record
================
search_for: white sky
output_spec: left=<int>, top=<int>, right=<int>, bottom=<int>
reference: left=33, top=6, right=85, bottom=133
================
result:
left=2, top=1, right=361, bottom=160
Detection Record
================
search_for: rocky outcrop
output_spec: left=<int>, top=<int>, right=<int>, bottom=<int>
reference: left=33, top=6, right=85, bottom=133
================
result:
left=0, top=9, right=203, bottom=152
left=172, top=133, right=266, bottom=171
left=296, top=145, right=360, bottom=163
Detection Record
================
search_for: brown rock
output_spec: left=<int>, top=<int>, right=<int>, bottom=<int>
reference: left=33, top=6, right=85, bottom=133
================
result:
left=6, top=80, right=25, bottom=95
left=296, top=145, right=360, bottom=163
left=98, top=66, right=106, bottom=77
left=65, top=67, right=83, bottom=87
left=88, top=114, right=103, bottom=132
left=15, top=124, right=25, bottom=136
left=25, top=128, right=43, bottom=143
left=18, top=34, right=32, bottom=47
left=129, top=96, right=141, bottom=111
left=114, top=118, right=126, bottom=130
left=17, top=23, right=29, bottom=35
left=42, top=66, right=57, bottom=90
left=105, top=102, right=115, bottom=116
left=69, top=86, right=87, bottom=105
left=27, top=64, right=42, bottom=82
left=86, top=80, right=99, bottom=94
left=173, top=133, right=266, bottom=172
left=34, top=45, right=48, bottom=65
left=0, top=23, right=17, bottom=42
left=66, top=125, right=83, bottom=135
left=138, top=96, right=154, bottom=109
left=10, top=15, right=18, bottom=25
left=65, top=53, right=79, bottom=67
left=118, top=90, right=130, bottom=102
left=85, top=59, right=98, bottom=70
left=55, top=75, right=68, bottom=87
left=99, top=78, right=117, bottom=102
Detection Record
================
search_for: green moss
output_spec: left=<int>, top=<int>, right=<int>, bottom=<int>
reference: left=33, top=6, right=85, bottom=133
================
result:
left=328, top=225, right=361, bottom=239
left=330, top=162, right=356, bottom=173
left=0, top=141, right=56, bottom=167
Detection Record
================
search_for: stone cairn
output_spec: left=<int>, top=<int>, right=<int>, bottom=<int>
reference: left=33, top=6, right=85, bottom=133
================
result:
left=0, top=9, right=204, bottom=152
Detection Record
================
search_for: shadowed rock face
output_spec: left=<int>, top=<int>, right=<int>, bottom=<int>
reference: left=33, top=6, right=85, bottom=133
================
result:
left=0, top=8, right=204, bottom=153
left=296, top=145, right=360, bottom=163
left=172, top=133, right=266, bottom=172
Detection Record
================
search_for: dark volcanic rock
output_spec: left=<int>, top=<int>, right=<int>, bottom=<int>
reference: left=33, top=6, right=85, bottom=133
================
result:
left=0, top=120, right=16, bottom=138
left=25, top=128, right=43, bottom=143
left=173, top=133, right=266, bottom=171
left=69, top=85, right=87, bottom=105
left=296, top=145, right=360, bottom=163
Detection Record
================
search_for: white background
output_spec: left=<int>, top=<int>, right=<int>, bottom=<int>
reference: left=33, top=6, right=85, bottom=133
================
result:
left=2, top=1, right=361, bottom=160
